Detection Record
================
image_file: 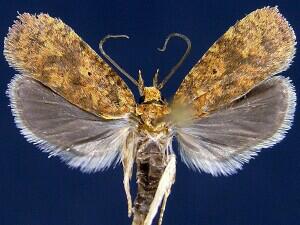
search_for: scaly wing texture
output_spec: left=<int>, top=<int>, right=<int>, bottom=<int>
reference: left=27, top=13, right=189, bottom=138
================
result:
left=173, top=7, right=296, bottom=118
left=4, top=13, right=135, bottom=119
left=176, top=77, right=296, bottom=176
left=8, top=75, right=133, bottom=172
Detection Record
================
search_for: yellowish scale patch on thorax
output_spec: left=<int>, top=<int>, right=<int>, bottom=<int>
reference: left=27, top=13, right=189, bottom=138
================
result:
left=136, top=87, right=170, bottom=134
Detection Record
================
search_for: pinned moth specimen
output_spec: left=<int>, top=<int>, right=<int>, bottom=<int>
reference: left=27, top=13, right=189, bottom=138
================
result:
left=4, top=7, right=296, bottom=225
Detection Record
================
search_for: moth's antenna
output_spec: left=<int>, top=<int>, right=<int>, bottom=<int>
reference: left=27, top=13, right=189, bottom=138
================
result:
left=157, top=33, right=191, bottom=90
left=99, top=34, right=139, bottom=87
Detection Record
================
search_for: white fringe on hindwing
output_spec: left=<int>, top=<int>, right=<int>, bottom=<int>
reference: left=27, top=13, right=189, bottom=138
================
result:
left=7, top=74, right=133, bottom=173
left=176, top=76, right=296, bottom=176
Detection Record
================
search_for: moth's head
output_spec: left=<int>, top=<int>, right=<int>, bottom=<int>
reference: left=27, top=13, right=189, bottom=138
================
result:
left=137, top=69, right=165, bottom=104
left=135, top=69, right=170, bottom=133
left=140, top=86, right=162, bottom=103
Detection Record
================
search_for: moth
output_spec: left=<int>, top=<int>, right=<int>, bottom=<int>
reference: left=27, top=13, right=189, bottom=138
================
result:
left=4, top=6, right=296, bottom=225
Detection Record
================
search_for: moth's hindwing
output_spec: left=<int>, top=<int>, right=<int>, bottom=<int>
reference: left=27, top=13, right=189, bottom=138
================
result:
left=176, top=76, right=296, bottom=176
left=8, top=75, right=133, bottom=172
left=4, top=13, right=136, bottom=119
left=173, top=7, right=296, bottom=118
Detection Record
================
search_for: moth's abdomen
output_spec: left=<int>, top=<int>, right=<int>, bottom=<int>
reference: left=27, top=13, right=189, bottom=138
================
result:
left=133, top=140, right=168, bottom=224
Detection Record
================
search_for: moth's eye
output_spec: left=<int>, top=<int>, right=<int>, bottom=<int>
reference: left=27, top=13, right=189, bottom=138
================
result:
left=138, top=96, right=145, bottom=104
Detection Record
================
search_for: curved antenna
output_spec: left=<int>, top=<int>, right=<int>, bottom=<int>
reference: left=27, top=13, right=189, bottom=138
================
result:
left=157, top=33, right=191, bottom=90
left=99, top=34, right=138, bottom=86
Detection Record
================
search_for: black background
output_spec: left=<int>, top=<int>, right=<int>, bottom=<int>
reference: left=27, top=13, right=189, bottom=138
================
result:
left=0, top=1, right=299, bottom=225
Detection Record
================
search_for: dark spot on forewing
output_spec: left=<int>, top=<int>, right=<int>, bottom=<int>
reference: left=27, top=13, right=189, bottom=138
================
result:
left=261, top=36, right=277, bottom=53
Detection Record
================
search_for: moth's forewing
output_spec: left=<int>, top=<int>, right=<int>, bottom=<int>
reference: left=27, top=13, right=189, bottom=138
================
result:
left=174, top=7, right=296, bottom=176
left=4, top=13, right=136, bottom=119
left=173, top=7, right=296, bottom=118
left=8, top=75, right=132, bottom=172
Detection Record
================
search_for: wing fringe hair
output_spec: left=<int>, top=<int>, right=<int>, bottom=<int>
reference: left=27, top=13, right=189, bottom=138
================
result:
left=7, top=75, right=133, bottom=173
left=176, top=77, right=296, bottom=176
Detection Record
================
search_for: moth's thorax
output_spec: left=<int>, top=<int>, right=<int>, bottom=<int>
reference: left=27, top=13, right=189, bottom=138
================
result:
left=135, top=86, right=171, bottom=133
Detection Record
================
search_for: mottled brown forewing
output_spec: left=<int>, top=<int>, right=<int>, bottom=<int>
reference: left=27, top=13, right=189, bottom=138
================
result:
left=173, top=7, right=296, bottom=118
left=4, top=13, right=135, bottom=119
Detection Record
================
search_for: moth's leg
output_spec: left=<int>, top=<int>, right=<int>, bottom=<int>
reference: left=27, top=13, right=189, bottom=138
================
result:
left=158, top=188, right=171, bottom=225
left=123, top=162, right=133, bottom=217
left=122, top=132, right=136, bottom=217
left=144, top=154, right=176, bottom=225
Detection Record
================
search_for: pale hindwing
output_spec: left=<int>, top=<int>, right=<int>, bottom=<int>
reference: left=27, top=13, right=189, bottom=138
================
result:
left=8, top=75, right=134, bottom=172
left=176, top=77, right=296, bottom=176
